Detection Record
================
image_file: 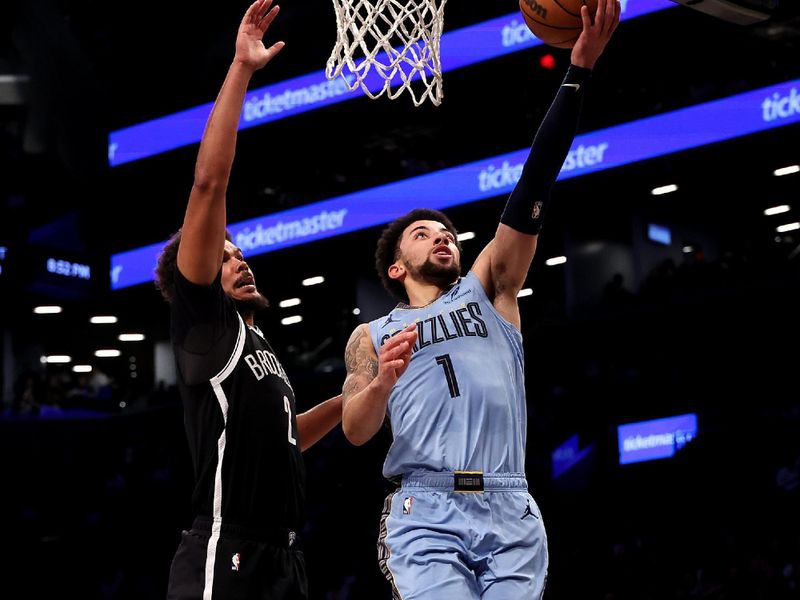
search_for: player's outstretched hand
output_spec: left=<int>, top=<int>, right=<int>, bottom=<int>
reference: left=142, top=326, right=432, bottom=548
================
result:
left=571, top=0, right=620, bottom=70
left=235, top=0, right=285, bottom=72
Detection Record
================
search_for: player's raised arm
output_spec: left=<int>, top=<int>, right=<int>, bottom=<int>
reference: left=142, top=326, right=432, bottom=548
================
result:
left=470, top=0, right=620, bottom=328
left=341, top=323, right=417, bottom=445
left=177, top=0, right=284, bottom=286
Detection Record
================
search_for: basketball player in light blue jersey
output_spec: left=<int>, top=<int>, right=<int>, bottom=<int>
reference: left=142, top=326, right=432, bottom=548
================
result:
left=341, top=1, right=620, bottom=598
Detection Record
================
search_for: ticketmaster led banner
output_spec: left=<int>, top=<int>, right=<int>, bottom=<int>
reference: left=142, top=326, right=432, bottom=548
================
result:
left=108, top=0, right=675, bottom=167
left=111, top=78, right=800, bottom=290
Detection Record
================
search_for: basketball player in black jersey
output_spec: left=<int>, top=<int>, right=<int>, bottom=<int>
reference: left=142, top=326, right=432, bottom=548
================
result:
left=154, top=3, right=342, bottom=598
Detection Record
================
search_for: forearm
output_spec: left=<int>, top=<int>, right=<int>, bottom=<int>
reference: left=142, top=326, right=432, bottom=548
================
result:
left=342, top=380, right=392, bottom=446
left=178, top=1, right=283, bottom=283
left=296, top=395, right=343, bottom=452
left=193, top=61, right=255, bottom=189
left=500, top=65, right=592, bottom=235
left=341, top=322, right=416, bottom=446
left=178, top=62, right=255, bottom=282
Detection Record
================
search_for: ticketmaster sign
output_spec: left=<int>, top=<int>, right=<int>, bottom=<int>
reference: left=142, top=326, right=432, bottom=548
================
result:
left=111, top=78, right=800, bottom=290
left=618, top=413, right=698, bottom=465
left=108, top=0, right=674, bottom=167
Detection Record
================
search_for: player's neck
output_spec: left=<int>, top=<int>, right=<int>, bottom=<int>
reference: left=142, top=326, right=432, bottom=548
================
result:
left=404, top=279, right=453, bottom=308
left=239, top=310, right=255, bottom=327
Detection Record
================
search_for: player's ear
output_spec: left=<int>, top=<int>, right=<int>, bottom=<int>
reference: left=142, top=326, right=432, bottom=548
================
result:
left=388, top=262, right=405, bottom=281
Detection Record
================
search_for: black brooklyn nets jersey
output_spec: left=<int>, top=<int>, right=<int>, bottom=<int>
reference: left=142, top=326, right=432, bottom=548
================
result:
left=171, top=269, right=305, bottom=532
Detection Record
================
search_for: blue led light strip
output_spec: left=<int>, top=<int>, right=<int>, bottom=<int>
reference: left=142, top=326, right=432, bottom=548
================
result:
left=108, top=0, right=674, bottom=167
left=110, top=77, right=800, bottom=290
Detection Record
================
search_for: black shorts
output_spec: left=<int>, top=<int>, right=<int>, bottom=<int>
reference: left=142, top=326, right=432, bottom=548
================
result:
left=167, top=517, right=308, bottom=600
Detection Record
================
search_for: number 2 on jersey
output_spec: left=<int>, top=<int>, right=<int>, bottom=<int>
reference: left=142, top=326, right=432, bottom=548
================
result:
left=283, top=396, right=297, bottom=445
left=435, top=354, right=461, bottom=398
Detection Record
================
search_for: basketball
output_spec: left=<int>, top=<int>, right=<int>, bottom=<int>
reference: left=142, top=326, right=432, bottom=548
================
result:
left=519, top=0, right=598, bottom=49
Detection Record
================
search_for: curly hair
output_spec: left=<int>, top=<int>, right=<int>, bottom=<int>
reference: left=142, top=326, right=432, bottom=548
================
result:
left=374, top=208, right=461, bottom=303
left=155, top=229, right=232, bottom=302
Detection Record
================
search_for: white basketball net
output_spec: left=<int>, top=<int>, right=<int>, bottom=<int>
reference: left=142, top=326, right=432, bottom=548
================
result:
left=326, top=0, right=448, bottom=106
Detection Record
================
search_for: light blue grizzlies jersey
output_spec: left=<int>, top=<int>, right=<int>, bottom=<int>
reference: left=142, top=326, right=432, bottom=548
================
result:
left=368, top=271, right=527, bottom=479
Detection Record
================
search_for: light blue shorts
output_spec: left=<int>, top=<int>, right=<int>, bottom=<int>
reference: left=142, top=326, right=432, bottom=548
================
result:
left=378, top=472, right=548, bottom=600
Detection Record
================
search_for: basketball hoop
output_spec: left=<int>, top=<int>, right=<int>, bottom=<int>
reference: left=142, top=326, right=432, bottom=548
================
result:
left=326, top=0, right=448, bottom=106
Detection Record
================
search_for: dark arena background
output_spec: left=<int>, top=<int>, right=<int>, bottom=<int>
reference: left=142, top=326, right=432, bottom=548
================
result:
left=2, top=0, right=799, bottom=598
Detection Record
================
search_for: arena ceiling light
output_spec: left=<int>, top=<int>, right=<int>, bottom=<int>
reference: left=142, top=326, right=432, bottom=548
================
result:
left=457, top=231, right=476, bottom=242
left=44, top=355, right=72, bottom=364
left=118, top=333, right=145, bottom=342
left=72, top=365, right=93, bottom=373
left=34, top=305, right=62, bottom=314
left=281, top=315, right=303, bottom=325
left=279, top=298, right=301, bottom=308
left=301, top=276, right=324, bottom=287
left=95, top=349, right=122, bottom=358
left=776, top=222, right=800, bottom=233
left=764, top=205, right=790, bottom=216
left=545, top=256, right=567, bottom=266
left=773, top=165, right=799, bottom=177
left=651, top=184, right=678, bottom=196
left=90, top=315, right=118, bottom=324
left=517, top=288, right=533, bottom=298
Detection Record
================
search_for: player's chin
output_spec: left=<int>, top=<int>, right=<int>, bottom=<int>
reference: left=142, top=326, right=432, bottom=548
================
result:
left=237, top=284, right=257, bottom=295
left=234, top=289, right=270, bottom=311
left=437, top=257, right=460, bottom=271
left=236, top=287, right=260, bottom=301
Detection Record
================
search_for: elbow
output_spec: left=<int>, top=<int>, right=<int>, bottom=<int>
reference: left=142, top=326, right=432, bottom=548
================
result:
left=346, top=436, right=368, bottom=447
left=192, top=169, right=227, bottom=196
left=343, top=425, right=368, bottom=447
left=342, top=418, right=369, bottom=446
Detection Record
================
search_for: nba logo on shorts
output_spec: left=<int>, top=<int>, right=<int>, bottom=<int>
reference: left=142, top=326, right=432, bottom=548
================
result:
left=403, top=496, right=413, bottom=515
left=231, top=553, right=241, bottom=571
left=531, top=201, right=543, bottom=220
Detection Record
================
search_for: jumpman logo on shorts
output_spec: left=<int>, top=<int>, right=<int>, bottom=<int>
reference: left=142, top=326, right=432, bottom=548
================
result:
left=521, top=501, right=537, bottom=520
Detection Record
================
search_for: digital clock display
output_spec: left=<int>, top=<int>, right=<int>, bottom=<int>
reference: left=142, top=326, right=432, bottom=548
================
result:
left=47, top=258, right=92, bottom=280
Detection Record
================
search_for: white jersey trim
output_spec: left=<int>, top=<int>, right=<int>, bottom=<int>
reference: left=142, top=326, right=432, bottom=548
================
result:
left=203, top=312, right=247, bottom=600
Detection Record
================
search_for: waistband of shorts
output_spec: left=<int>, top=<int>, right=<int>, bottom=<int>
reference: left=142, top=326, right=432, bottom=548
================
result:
left=191, top=516, right=298, bottom=548
left=399, top=471, right=528, bottom=492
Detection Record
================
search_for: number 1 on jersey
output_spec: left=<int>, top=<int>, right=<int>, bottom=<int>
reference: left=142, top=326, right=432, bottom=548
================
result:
left=435, top=354, right=461, bottom=398
left=283, top=396, right=297, bottom=446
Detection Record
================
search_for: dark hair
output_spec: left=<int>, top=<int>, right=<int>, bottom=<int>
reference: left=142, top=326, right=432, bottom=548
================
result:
left=155, top=229, right=233, bottom=302
left=374, top=208, right=461, bottom=302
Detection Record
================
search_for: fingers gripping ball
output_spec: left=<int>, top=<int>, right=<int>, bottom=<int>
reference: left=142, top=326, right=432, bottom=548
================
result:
left=519, top=0, right=598, bottom=48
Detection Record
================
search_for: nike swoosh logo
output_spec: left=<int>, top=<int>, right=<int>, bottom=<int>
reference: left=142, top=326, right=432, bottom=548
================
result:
left=562, top=83, right=581, bottom=91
